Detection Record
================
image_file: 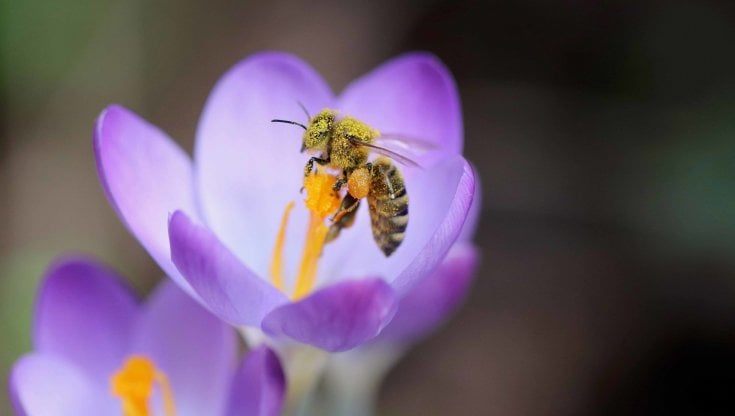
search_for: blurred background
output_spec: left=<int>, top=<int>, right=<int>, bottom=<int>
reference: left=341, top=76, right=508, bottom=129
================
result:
left=3, top=0, right=735, bottom=414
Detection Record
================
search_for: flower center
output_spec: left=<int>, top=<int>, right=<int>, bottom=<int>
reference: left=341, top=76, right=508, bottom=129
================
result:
left=110, top=355, right=176, bottom=416
left=270, top=171, right=341, bottom=300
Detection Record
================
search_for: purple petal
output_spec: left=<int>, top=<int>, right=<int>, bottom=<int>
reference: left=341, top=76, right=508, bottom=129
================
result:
left=10, top=354, right=112, bottom=416
left=321, top=156, right=475, bottom=295
left=95, top=105, right=201, bottom=296
left=225, top=346, right=285, bottom=416
left=131, top=280, right=238, bottom=416
left=459, top=168, right=482, bottom=242
left=261, top=279, right=398, bottom=352
left=377, top=243, right=478, bottom=343
left=195, top=52, right=334, bottom=279
left=33, top=256, right=138, bottom=382
left=338, top=52, right=463, bottom=157
left=168, top=210, right=288, bottom=326
left=390, top=157, right=475, bottom=293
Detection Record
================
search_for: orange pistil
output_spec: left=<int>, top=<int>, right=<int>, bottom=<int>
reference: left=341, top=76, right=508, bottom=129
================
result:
left=110, top=355, right=176, bottom=416
left=269, top=171, right=341, bottom=300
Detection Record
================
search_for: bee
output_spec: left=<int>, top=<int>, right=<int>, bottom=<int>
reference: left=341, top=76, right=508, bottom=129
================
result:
left=272, top=108, right=418, bottom=256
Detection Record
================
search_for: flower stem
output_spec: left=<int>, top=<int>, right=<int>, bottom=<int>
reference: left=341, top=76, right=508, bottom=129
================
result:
left=321, top=346, right=405, bottom=416
left=280, top=345, right=330, bottom=416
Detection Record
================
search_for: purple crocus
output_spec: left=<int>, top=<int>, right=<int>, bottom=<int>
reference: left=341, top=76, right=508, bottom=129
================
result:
left=94, top=52, right=476, bottom=352
left=9, top=257, right=285, bottom=416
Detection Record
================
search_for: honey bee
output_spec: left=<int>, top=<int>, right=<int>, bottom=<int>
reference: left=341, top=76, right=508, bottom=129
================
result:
left=272, top=108, right=418, bottom=256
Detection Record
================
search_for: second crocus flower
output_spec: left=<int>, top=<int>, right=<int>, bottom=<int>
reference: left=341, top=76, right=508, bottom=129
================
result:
left=9, top=257, right=285, bottom=416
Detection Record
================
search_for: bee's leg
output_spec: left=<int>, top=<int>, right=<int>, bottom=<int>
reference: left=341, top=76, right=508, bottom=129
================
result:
left=326, top=196, right=361, bottom=244
left=304, top=157, right=329, bottom=177
left=332, top=172, right=348, bottom=192
left=329, top=194, right=360, bottom=222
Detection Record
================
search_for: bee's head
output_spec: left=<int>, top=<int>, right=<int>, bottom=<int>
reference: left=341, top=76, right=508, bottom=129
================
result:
left=303, top=109, right=336, bottom=152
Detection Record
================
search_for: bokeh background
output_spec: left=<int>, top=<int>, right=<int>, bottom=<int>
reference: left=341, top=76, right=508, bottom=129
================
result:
left=3, top=0, right=735, bottom=414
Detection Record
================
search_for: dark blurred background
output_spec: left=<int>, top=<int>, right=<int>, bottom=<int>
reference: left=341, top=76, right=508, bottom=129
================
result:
left=3, top=0, right=735, bottom=414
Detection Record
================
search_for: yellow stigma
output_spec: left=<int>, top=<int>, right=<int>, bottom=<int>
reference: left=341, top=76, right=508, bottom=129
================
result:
left=270, top=171, right=341, bottom=300
left=110, top=355, right=176, bottom=416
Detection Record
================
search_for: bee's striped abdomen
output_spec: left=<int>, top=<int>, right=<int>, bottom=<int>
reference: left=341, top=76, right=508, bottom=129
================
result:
left=367, top=158, right=409, bottom=256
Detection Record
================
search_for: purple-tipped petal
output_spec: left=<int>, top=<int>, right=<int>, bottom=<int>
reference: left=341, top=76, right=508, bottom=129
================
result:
left=131, top=280, right=237, bottom=416
left=168, top=211, right=288, bottom=326
left=459, top=169, right=482, bottom=242
left=225, top=346, right=285, bottom=416
left=33, top=257, right=138, bottom=382
left=391, top=157, right=475, bottom=293
left=261, top=279, right=398, bottom=352
left=321, top=156, right=475, bottom=294
left=10, top=354, right=111, bottom=416
left=377, top=243, right=478, bottom=343
left=94, top=105, right=200, bottom=296
left=338, top=52, right=463, bottom=157
left=195, top=52, right=334, bottom=279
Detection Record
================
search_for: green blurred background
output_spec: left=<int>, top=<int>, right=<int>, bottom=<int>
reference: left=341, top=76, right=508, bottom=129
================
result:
left=3, top=0, right=735, bottom=414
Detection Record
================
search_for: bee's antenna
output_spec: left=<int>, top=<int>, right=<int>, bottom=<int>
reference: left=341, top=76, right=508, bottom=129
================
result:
left=271, top=119, right=307, bottom=130
left=297, top=101, right=311, bottom=120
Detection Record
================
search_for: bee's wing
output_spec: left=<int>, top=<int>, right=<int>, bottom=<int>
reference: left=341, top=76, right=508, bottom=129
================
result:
left=348, top=138, right=422, bottom=168
left=374, top=134, right=439, bottom=153
left=373, top=133, right=438, bottom=167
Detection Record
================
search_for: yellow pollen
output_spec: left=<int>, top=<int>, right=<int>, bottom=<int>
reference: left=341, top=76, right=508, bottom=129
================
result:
left=110, top=355, right=176, bottom=416
left=269, top=171, right=341, bottom=300
left=303, top=172, right=342, bottom=218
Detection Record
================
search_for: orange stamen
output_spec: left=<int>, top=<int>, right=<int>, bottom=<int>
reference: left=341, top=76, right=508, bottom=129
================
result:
left=110, top=355, right=176, bottom=416
left=270, top=201, right=295, bottom=292
left=269, top=171, right=341, bottom=300
left=292, top=213, right=330, bottom=299
left=293, top=172, right=341, bottom=299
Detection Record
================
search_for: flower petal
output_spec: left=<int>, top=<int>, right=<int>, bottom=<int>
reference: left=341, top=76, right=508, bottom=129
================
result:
left=33, top=256, right=138, bottom=382
left=338, top=52, right=463, bottom=157
left=225, top=346, right=285, bottom=416
left=94, top=104, right=200, bottom=295
left=376, top=243, right=478, bottom=343
left=321, top=156, right=475, bottom=294
left=261, top=278, right=398, bottom=352
left=131, top=280, right=237, bottom=416
left=168, top=210, right=289, bottom=326
left=10, top=354, right=112, bottom=416
left=391, top=157, right=475, bottom=293
left=195, top=52, right=334, bottom=279
left=459, top=168, right=482, bottom=242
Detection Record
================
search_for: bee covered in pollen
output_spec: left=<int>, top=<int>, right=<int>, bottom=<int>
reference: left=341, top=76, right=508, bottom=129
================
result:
left=272, top=108, right=420, bottom=257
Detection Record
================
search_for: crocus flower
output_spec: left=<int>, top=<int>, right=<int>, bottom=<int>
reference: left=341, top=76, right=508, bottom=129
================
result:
left=9, top=257, right=285, bottom=416
left=94, top=51, right=475, bottom=353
